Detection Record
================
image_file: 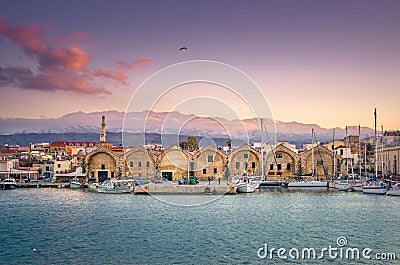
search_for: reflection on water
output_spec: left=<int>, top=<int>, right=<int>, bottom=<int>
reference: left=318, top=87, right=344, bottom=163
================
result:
left=0, top=188, right=399, bottom=264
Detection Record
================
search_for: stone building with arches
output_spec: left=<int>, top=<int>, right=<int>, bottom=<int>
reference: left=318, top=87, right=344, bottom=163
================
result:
left=85, top=147, right=127, bottom=182
left=125, top=146, right=157, bottom=179
left=299, top=144, right=335, bottom=179
left=265, top=143, right=298, bottom=180
left=192, top=144, right=227, bottom=180
left=228, top=144, right=260, bottom=177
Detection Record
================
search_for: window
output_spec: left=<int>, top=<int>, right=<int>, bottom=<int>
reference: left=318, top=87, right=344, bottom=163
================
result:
left=91, top=172, right=94, bottom=178
left=276, top=153, right=282, bottom=158
left=146, top=161, right=150, bottom=168
left=244, top=162, right=248, bottom=169
left=213, top=168, right=217, bottom=174
left=340, top=149, right=343, bottom=156
left=269, top=164, right=273, bottom=170
left=208, top=155, right=214, bottom=162
left=252, top=162, right=256, bottom=168
left=236, top=162, right=240, bottom=169
left=244, top=153, right=248, bottom=159
left=138, top=162, right=142, bottom=167
left=57, top=164, right=61, bottom=168
left=287, top=163, right=291, bottom=170
left=277, top=164, right=282, bottom=170
left=101, top=164, right=105, bottom=170
left=130, top=161, right=134, bottom=167
left=111, top=172, right=114, bottom=178
left=203, top=168, right=207, bottom=174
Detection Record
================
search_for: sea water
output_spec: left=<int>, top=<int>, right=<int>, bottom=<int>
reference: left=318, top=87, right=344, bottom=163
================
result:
left=0, top=188, right=399, bottom=264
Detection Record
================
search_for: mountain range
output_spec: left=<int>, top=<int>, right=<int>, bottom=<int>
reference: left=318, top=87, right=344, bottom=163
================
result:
left=0, top=110, right=375, bottom=146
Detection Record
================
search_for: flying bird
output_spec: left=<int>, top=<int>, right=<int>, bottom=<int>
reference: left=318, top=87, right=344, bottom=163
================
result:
left=179, top=47, right=188, bottom=51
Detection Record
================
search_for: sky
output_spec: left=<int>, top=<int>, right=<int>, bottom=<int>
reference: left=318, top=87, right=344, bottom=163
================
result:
left=0, top=0, right=399, bottom=130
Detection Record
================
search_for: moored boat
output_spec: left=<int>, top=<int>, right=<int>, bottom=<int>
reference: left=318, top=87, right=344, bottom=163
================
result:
left=69, top=179, right=82, bottom=189
left=287, top=180, right=328, bottom=188
left=351, top=183, right=363, bottom=192
left=336, top=182, right=352, bottom=191
left=362, top=182, right=387, bottom=195
left=94, top=179, right=134, bottom=194
left=258, top=180, right=282, bottom=187
left=386, top=183, right=400, bottom=196
left=234, top=178, right=258, bottom=193
left=0, top=178, right=17, bottom=190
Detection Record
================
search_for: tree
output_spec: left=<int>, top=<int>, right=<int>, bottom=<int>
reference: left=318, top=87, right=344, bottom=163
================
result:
left=186, top=136, right=199, bottom=151
left=80, top=159, right=86, bottom=174
left=296, top=159, right=303, bottom=176
left=224, top=161, right=230, bottom=180
left=180, top=136, right=199, bottom=151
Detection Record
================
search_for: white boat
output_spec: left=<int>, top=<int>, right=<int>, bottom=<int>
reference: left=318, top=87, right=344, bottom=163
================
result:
left=0, top=178, right=17, bottom=190
left=362, top=182, right=387, bottom=195
left=386, top=183, right=400, bottom=196
left=287, top=180, right=328, bottom=188
left=336, top=182, right=352, bottom=191
left=351, top=184, right=363, bottom=192
left=95, top=180, right=134, bottom=194
left=235, top=178, right=258, bottom=193
left=69, top=179, right=82, bottom=189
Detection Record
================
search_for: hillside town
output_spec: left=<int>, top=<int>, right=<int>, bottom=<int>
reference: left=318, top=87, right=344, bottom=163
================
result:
left=1, top=116, right=399, bottom=185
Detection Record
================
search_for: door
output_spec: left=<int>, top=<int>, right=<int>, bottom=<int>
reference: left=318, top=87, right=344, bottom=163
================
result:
left=162, top=171, right=173, bottom=181
left=98, top=171, right=108, bottom=183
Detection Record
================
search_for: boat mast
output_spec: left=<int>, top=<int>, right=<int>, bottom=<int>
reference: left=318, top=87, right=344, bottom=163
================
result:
left=374, top=108, right=378, bottom=179
left=333, top=128, right=336, bottom=179
left=358, top=125, right=361, bottom=178
left=260, top=119, right=265, bottom=180
left=381, top=125, right=384, bottom=176
left=312, top=128, right=314, bottom=178
left=364, top=140, right=367, bottom=179
left=346, top=126, right=349, bottom=178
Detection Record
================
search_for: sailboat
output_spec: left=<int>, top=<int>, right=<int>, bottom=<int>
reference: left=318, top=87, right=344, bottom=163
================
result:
left=257, top=119, right=283, bottom=187
left=288, top=129, right=328, bottom=188
left=351, top=125, right=363, bottom=192
left=362, top=109, right=387, bottom=195
left=387, top=183, right=400, bottom=196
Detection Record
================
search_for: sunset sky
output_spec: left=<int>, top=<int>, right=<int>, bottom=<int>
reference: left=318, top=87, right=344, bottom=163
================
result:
left=0, top=0, right=399, bottom=130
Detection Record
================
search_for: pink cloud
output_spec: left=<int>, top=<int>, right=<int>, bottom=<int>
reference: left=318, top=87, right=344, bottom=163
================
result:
left=0, top=18, right=46, bottom=55
left=0, top=18, right=151, bottom=95
left=0, top=66, right=111, bottom=94
left=94, top=68, right=128, bottom=84
left=39, top=47, right=91, bottom=71
left=117, top=58, right=152, bottom=70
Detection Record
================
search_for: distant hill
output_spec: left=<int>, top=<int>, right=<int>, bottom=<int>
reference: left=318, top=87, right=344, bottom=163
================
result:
left=0, top=110, right=375, bottom=147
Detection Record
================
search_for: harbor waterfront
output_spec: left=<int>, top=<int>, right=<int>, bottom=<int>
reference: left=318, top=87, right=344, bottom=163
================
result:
left=0, top=188, right=399, bottom=265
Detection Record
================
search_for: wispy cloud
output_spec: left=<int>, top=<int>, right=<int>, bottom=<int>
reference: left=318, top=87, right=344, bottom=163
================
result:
left=0, top=18, right=151, bottom=95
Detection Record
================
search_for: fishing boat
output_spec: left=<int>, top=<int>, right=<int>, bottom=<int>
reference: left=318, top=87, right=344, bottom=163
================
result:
left=0, top=178, right=17, bottom=190
left=386, top=183, right=400, bottom=196
left=69, top=179, right=82, bottom=189
left=95, top=179, right=134, bottom=194
left=234, top=177, right=259, bottom=193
